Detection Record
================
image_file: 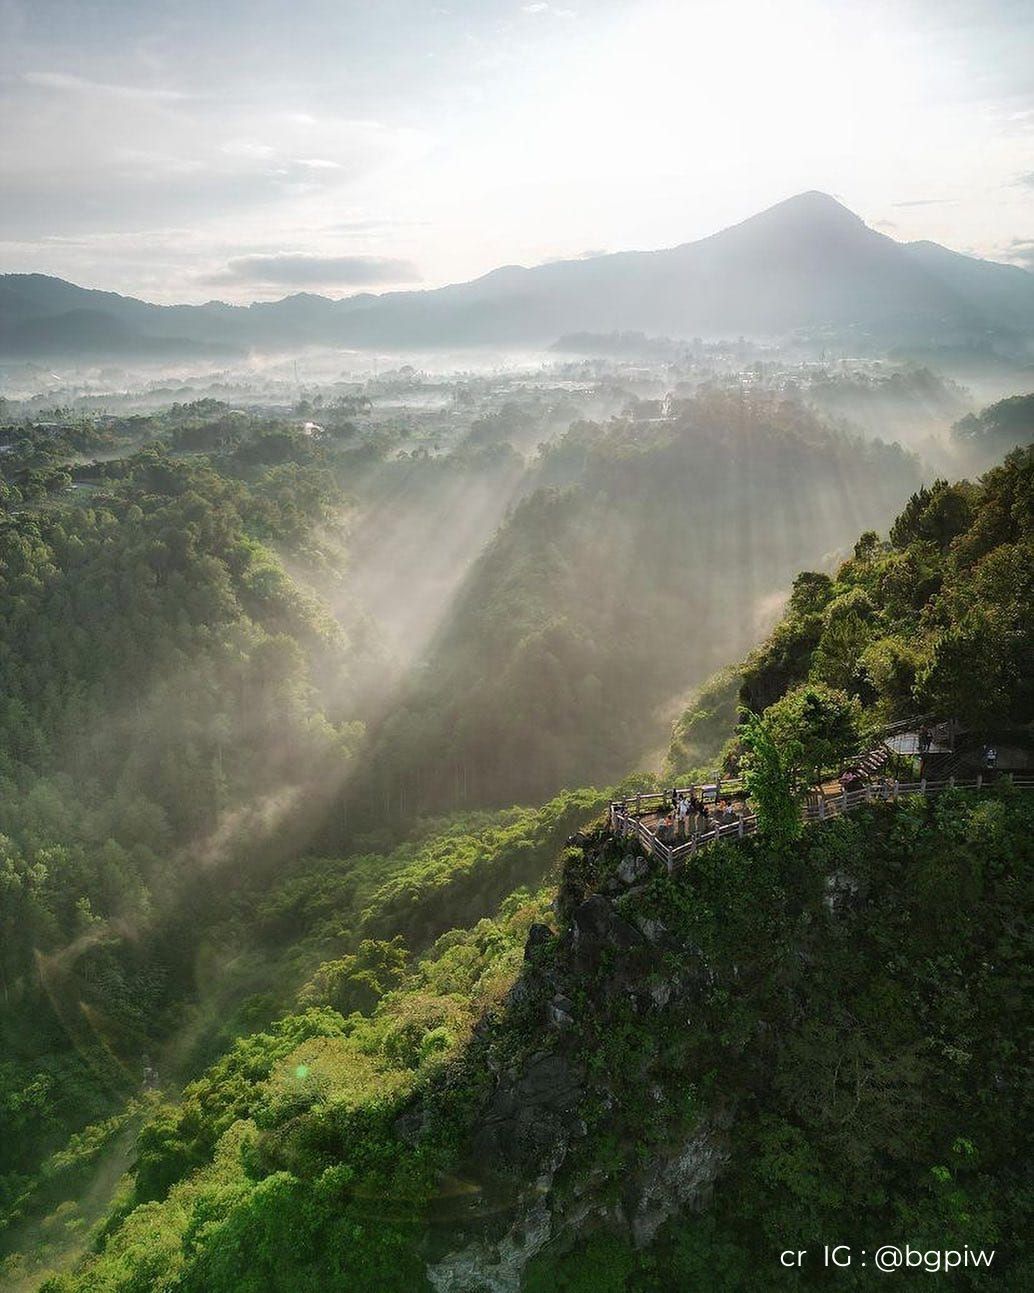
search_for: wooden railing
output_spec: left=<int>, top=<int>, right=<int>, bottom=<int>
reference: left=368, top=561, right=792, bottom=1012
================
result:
left=609, top=773, right=1034, bottom=873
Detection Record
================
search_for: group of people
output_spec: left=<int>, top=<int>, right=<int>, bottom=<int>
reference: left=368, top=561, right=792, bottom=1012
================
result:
left=838, top=767, right=866, bottom=794
left=655, top=788, right=743, bottom=842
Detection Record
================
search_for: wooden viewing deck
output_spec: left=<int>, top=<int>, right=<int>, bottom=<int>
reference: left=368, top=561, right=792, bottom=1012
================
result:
left=610, top=772, right=1034, bottom=873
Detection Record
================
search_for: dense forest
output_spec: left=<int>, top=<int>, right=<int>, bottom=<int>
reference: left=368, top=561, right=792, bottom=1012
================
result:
left=1, top=377, right=1029, bottom=1287
left=355, top=392, right=915, bottom=814
left=13, top=785, right=1032, bottom=1293
left=669, top=443, right=1033, bottom=775
left=951, top=392, right=1034, bottom=467
left=0, top=411, right=372, bottom=1257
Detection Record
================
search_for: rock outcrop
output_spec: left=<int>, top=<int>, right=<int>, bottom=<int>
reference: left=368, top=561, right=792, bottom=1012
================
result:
left=424, top=832, right=730, bottom=1291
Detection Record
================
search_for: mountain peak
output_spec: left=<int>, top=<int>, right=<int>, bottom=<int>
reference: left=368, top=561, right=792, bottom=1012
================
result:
left=749, top=190, right=866, bottom=229
left=5, top=191, right=1033, bottom=355
left=784, top=189, right=853, bottom=210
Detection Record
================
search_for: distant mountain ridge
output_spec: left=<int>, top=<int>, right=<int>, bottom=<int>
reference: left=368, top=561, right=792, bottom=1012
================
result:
left=3, top=192, right=1034, bottom=358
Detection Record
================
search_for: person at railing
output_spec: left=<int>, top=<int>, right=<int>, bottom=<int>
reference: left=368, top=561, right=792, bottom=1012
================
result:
left=839, top=767, right=864, bottom=795
left=657, top=811, right=675, bottom=844
left=918, top=724, right=933, bottom=756
left=676, top=792, right=691, bottom=838
left=716, top=798, right=738, bottom=825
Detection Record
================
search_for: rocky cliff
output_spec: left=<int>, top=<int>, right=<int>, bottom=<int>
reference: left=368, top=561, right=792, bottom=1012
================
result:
left=411, top=830, right=734, bottom=1292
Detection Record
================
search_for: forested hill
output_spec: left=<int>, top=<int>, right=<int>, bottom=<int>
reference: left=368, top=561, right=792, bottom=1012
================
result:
left=669, top=443, right=1034, bottom=774
left=0, top=415, right=390, bottom=1236
left=355, top=391, right=916, bottom=816
left=0, top=400, right=531, bottom=1241
left=8, top=445, right=1030, bottom=1292
left=951, top=391, right=1034, bottom=467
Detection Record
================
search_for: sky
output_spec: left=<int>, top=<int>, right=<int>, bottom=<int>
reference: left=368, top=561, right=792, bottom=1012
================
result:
left=1, top=0, right=1032, bottom=303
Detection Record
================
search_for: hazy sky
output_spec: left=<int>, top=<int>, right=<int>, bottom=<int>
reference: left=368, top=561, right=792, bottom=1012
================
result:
left=1, top=0, right=1032, bottom=302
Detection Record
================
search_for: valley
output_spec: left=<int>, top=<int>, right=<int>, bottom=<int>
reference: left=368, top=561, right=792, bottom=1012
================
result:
left=1, top=327, right=1032, bottom=1286
left=1, top=158, right=1033, bottom=1291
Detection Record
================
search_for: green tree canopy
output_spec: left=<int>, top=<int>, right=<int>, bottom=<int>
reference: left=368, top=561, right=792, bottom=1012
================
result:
left=759, top=683, right=865, bottom=793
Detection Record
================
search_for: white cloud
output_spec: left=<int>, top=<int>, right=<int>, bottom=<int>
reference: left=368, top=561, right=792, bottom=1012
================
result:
left=208, top=252, right=421, bottom=287
left=221, top=139, right=276, bottom=160
left=22, top=70, right=188, bottom=101
left=1001, top=238, right=1034, bottom=269
left=2, top=0, right=1031, bottom=301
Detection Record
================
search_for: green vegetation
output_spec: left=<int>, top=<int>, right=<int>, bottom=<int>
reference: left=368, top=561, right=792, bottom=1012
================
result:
left=0, top=412, right=383, bottom=1255
left=0, top=387, right=1029, bottom=1291
left=952, top=391, right=1033, bottom=465
left=756, top=684, right=865, bottom=787
left=738, top=708, right=803, bottom=844
left=540, top=787, right=1033, bottom=1289
left=666, top=666, right=743, bottom=778
left=358, top=391, right=915, bottom=814
left=4, top=866, right=558, bottom=1289
left=731, top=447, right=1034, bottom=735
left=16, top=784, right=1030, bottom=1291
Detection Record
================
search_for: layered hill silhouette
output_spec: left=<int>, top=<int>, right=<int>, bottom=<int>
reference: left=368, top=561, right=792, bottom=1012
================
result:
left=3, top=191, right=1034, bottom=357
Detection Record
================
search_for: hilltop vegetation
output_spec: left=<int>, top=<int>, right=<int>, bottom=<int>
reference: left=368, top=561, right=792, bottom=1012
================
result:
left=952, top=391, right=1034, bottom=467
left=670, top=444, right=1034, bottom=774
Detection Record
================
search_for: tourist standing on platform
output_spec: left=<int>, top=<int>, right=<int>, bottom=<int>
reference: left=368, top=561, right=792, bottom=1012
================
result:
left=672, top=796, right=692, bottom=837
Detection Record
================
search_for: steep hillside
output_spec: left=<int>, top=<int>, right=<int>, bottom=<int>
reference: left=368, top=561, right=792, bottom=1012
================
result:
left=0, top=785, right=607, bottom=1288
left=2, top=435, right=1030, bottom=1291
left=670, top=444, right=1034, bottom=775
left=19, top=780, right=1031, bottom=1290
left=355, top=391, right=917, bottom=816
left=951, top=392, right=1034, bottom=468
